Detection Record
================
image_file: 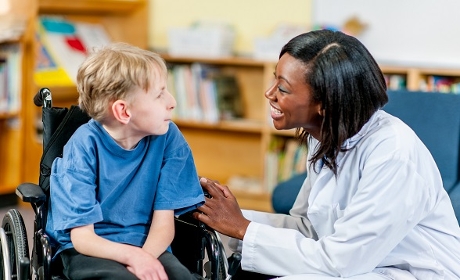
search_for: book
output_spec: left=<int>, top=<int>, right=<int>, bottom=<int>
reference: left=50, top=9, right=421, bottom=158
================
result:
left=0, top=43, right=21, bottom=113
left=0, top=57, right=7, bottom=112
left=34, top=16, right=111, bottom=87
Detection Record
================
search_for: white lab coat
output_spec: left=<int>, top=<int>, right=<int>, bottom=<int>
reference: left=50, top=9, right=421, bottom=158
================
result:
left=230, top=110, right=460, bottom=279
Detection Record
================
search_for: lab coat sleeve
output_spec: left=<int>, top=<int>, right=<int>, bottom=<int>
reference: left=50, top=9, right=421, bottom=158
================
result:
left=239, top=153, right=433, bottom=277
left=228, top=175, right=318, bottom=253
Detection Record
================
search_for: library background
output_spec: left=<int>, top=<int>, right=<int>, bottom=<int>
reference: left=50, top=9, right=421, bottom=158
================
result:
left=1, top=0, right=460, bottom=212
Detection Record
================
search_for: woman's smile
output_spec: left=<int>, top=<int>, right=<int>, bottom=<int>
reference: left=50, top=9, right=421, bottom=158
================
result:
left=270, top=104, right=283, bottom=120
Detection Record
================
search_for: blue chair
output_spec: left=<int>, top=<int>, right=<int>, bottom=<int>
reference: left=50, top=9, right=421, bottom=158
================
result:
left=271, top=172, right=307, bottom=214
left=384, top=90, right=460, bottom=223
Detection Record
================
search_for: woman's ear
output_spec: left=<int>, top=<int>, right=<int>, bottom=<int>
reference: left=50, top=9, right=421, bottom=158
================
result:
left=319, top=108, right=325, bottom=117
left=317, top=104, right=325, bottom=117
left=111, top=100, right=130, bottom=124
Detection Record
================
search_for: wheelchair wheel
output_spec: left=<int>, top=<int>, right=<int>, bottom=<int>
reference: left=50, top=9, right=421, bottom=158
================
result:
left=1, top=209, right=30, bottom=280
left=203, top=251, right=226, bottom=280
left=203, top=232, right=227, bottom=280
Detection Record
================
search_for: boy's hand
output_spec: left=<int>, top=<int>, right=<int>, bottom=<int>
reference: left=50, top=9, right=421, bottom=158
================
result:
left=71, top=224, right=169, bottom=279
left=126, top=247, right=168, bottom=280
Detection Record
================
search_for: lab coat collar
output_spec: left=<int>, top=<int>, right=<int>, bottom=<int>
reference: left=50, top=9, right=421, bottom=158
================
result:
left=336, top=110, right=383, bottom=166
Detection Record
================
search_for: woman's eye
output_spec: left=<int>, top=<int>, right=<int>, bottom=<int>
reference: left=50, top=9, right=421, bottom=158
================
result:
left=278, top=86, right=288, bottom=93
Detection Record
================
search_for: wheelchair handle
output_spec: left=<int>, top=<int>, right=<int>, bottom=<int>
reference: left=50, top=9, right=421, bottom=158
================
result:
left=34, top=88, right=52, bottom=108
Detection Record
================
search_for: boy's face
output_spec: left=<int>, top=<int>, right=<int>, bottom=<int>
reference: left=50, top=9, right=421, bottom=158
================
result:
left=128, top=68, right=176, bottom=137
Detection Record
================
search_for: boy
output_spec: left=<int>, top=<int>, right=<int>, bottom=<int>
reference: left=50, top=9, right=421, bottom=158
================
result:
left=45, top=42, right=205, bottom=280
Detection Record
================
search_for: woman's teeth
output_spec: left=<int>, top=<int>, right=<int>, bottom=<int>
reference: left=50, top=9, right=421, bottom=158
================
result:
left=271, top=107, right=282, bottom=115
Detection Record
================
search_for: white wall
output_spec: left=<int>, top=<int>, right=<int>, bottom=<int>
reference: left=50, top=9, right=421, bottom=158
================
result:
left=313, top=0, right=460, bottom=68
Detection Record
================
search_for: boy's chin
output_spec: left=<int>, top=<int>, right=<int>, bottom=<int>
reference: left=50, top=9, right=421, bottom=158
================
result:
left=151, top=125, right=169, bottom=136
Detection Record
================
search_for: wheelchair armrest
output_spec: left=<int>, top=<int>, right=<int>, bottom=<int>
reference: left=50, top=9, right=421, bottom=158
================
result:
left=16, top=183, right=46, bottom=204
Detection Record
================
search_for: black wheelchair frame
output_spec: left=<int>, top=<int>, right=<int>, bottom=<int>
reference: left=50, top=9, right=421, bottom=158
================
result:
left=0, top=88, right=241, bottom=280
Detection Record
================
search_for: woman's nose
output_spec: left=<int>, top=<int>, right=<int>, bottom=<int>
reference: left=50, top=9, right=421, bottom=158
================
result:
left=264, top=83, right=276, bottom=100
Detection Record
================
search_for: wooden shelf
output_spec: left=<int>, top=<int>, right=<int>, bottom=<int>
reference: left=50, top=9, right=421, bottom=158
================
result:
left=174, top=119, right=264, bottom=134
left=38, top=0, right=148, bottom=50
left=380, top=65, right=460, bottom=91
left=0, top=0, right=36, bottom=195
left=166, top=55, right=275, bottom=211
left=39, top=0, right=146, bottom=15
left=0, top=112, right=19, bottom=120
left=162, top=54, right=271, bottom=68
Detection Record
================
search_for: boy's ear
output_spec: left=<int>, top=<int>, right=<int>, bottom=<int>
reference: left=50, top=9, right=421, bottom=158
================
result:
left=111, top=100, right=130, bottom=124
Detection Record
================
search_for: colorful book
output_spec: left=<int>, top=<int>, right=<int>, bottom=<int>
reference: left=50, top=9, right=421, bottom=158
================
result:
left=34, top=16, right=111, bottom=87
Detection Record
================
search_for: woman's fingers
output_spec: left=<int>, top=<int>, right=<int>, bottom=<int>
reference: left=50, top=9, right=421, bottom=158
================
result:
left=200, top=177, right=232, bottom=198
left=200, top=177, right=218, bottom=194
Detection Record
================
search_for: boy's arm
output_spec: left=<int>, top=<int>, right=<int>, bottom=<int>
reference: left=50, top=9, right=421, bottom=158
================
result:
left=142, top=210, right=175, bottom=258
left=70, top=224, right=167, bottom=279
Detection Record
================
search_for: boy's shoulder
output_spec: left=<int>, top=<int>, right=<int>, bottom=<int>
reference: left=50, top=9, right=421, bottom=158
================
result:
left=66, top=119, right=107, bottom=148
left=70, top=119, right=99, bottom=138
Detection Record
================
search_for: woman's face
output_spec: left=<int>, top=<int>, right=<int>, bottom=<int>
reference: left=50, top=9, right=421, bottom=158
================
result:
left=265, top=53, right=323, bottom=139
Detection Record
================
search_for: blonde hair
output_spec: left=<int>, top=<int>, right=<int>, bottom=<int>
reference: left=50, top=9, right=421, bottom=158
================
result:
left=77, top=42, right=167, bottom=122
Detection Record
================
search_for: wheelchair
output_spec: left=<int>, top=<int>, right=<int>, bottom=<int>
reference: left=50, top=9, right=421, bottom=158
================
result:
left=0, top=88, right=241, bottom=280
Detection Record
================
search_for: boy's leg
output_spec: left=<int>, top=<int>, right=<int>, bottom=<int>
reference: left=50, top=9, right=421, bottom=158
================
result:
left=159, top=251, right=202, bottom=280
left=60, top=248, right=138, bottom=280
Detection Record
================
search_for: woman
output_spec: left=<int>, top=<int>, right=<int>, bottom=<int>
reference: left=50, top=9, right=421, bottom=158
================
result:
left=193, top=30, right=460, bottom=279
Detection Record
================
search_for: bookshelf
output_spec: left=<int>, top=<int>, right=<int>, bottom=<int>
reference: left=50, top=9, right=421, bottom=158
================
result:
left=0, top=0, right=36, bottom=198
left=163, top=54, right=287, bottom=212
left=381, top=66, right=460, bottom=93
left=21, top=0, right=148, bottom=186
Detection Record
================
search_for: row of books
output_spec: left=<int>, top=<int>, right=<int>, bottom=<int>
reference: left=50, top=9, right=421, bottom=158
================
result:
left=168, top=63, right=243, bottom=123
left=0, top=43, right=21, bottom=114
left=420, top=76, right=460, bottom=94
left=265, top=137, right=307, bottom=192
left=385, top=73, right=460, bottom=94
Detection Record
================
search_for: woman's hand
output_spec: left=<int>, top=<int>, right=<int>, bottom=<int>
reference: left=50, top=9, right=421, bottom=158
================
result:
left=193, top=177, right=250, bottom=240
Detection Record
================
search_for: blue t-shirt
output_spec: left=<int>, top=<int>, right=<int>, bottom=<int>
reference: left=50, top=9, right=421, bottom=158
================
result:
left=45, top=119, right=204, bottom=254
